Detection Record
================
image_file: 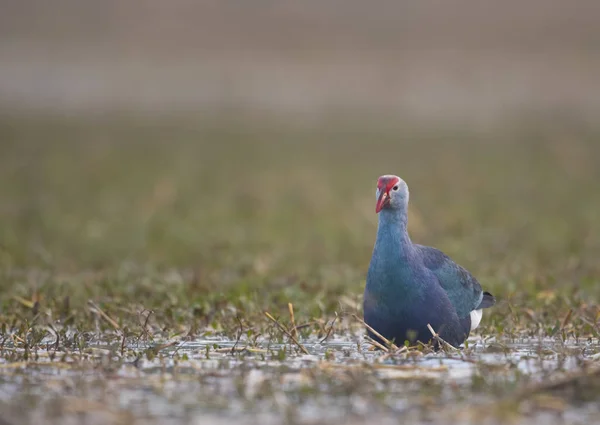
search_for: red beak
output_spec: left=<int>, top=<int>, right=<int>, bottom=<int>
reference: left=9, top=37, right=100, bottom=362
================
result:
left=375, top=190, right=390, bottom=213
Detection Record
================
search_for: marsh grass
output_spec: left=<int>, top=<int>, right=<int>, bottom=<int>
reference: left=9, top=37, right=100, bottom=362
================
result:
left=1, top=114, right=599, bottom=424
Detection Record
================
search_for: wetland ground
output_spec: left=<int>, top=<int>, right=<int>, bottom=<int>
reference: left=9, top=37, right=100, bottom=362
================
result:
left=1, top=115, right=600, bottom=424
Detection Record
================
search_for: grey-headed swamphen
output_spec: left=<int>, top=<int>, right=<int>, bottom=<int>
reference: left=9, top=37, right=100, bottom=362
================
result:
left=364, top=175, right=495, bottom=348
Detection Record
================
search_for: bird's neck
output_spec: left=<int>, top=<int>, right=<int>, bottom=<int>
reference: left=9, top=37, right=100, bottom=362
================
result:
left=367, top=207, right=418, bottom=303
left=375, top=208, right=412, bottom=258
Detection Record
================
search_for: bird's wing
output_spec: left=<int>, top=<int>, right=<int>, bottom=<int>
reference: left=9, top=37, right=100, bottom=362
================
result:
left=416, top=245, right=494, bottom=318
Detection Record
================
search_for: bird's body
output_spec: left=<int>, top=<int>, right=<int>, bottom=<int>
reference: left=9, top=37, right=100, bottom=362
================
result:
left=364, top=175, right=495, bottom=348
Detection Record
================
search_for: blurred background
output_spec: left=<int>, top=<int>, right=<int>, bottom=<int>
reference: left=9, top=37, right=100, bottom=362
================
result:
left=1, top=0, right=600, bottom=284
left=2, top=0, right=600, bottom=122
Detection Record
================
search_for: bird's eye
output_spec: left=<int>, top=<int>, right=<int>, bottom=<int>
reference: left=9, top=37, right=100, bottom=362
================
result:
left=392, top=185, right=399, bottom=191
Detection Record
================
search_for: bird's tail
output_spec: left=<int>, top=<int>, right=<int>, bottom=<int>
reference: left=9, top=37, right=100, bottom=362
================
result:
left=477, top=291, right=496, bottom=309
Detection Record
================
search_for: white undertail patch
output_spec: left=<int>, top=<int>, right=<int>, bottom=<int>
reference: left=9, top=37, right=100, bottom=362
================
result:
left=470, top=309, right=483, bottom=331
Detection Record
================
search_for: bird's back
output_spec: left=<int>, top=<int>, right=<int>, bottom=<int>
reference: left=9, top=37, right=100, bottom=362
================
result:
left=416, top=244, right=485, bottom=319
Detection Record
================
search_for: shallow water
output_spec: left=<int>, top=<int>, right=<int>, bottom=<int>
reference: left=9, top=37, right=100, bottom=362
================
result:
left=1, top=334, right=599, bottom=425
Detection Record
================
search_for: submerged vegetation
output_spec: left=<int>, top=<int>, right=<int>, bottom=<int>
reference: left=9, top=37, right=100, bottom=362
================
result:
left=1, top=115, right=599, bottom=424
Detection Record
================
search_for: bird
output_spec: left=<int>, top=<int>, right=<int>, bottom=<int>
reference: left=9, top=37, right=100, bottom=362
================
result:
left=364, top=174, right=495, bottom=348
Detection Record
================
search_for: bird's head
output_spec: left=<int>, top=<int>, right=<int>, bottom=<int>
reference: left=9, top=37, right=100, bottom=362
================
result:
left=375, top=175, right=409, bottom=213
